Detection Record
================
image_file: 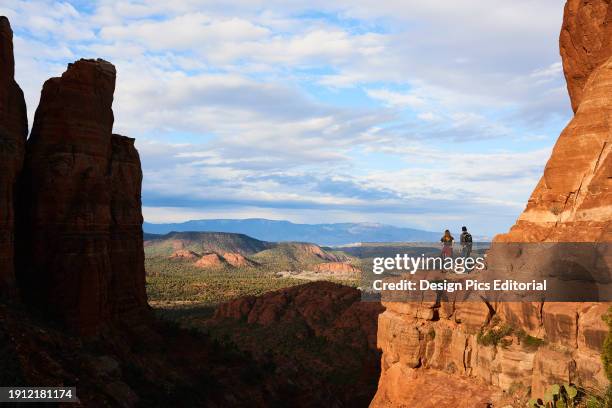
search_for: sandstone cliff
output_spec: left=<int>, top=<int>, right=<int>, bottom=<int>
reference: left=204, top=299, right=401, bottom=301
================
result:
left=15, top=59, right=149, bottom=334
left=498, top=0, right=611, bottom=243
left=18, top=59, right=117, bottom=334
left=109, top=134, right=148, bottom=318
left=560, top=0, right=612, bottom=113
left=371, top=300, right=608, bottom=407
left=372, top=1, right=611, bottom=406
left=0, top=17, right=27, bottom=298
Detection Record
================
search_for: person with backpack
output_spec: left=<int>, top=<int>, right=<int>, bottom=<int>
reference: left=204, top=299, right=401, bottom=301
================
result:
left=460, top=226, right=473, bottom=258
left=440, top=229, right=454, bottom=260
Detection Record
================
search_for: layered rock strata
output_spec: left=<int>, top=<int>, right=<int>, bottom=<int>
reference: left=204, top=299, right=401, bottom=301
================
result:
left=15, top=58, right=148, bottom=334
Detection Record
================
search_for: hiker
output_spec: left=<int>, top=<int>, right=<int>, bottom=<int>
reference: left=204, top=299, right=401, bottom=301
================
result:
left=460, top=226, right=473, bottom=258
left=440, top=229, right=454, bottom=260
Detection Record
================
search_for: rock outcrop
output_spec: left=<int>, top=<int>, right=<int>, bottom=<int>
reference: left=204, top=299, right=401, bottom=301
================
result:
left=313, top=261, right=360, bottom=275
left=560, top=0, right=612, bottom=113
left=169, top=249, right=201, bottom=260
left=210, top=281, right=384, bottom=406
left=222, top=252, right=256, bottom=267
left=18, top=58, right=116, bottom=333
left=194, top=253, right=227, bottom=268
left=498, top=0, right=611, bottom=243
left=0, top=17, right=27, bottom=298
left=214, top=282, right=382, bottom=349
left=15, top=58, right=148, bottom=334
left=371, top=300, right=608, bottom=407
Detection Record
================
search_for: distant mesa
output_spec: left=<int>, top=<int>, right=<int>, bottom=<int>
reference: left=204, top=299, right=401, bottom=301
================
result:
left=145, top=231, right=271, bottom=257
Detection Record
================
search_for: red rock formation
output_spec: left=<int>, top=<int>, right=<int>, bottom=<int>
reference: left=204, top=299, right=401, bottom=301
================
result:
left=211, top=282, right=384, bottom=405
left=298, top=243, right=345, bottom=262
left=17, top=59, right=148, bottom=334
left=109, top=134, right=148, bottom=318
left=560, top=0, right=612, bottom=113
left=169, top=249, right=201, bottom=260
left=194, top=253, right=227, bottom=268
left=313, top=261, right=360, bottom=275
left=498, top=0, right=611, bottom=243
left=18, top=59, right=116, bottom=333
left=222, top=252, right=256, bottom=267
left=0, top=17, right=27, bottom=298
left=215, top=281, right=384, bottom=350
left=371, top=299, right=608, bottom=407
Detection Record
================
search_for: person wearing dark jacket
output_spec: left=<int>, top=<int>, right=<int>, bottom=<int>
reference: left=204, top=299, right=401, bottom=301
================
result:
left=460, top=226, right=473, bottom=258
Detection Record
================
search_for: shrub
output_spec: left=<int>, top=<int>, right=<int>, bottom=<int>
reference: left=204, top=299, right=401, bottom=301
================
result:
left=602, top=307, right=612, bottom=383
left=529, top=383, right=578, bottom=407
left=477, top=324, right=513, bottom=347
left=516, top=329, right=546, bottom=351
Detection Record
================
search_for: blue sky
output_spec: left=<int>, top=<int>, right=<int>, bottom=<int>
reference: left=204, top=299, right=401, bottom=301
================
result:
left=2, top=0, right=571, bottom=236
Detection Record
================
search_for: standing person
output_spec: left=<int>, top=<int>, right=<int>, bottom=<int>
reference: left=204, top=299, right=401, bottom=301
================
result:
left=440, top=229, right=454, bottom=260
left=460, top=226, right=473, bottom=258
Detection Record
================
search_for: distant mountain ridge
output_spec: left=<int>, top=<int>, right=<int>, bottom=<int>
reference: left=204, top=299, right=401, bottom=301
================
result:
left=144, top=231, right=272, bottom=257
left=143, top=218, right=442, bottom=246
left=143, top=231, right=354, bottom=270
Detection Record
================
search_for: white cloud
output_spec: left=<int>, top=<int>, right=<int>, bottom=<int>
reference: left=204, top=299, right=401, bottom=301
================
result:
left=366, top=88, right=426, bottom=108
left=3, top=0, right=571, bottom=235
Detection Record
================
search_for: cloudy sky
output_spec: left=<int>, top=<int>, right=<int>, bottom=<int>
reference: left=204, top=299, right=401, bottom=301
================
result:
left=2, top=0, right=571, bottom=236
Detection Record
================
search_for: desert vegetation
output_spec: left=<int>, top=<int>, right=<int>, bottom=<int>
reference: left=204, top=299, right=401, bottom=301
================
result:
left=144, top=232, right=364, bottom=307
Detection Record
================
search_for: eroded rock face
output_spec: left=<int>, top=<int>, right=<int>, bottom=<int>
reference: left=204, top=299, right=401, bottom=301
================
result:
left=17, top=59, right=148, bottom=334
left=560, top=0, right=612, bottom=113
left=497, top=0, right=611, bottom=243
left=109, top=134, right=148, bottom=318
left=18, top=59, right=115, bottom=333
left=0, top=17, right=27, bottom=298
left=371, top=300, right=608, bottom=407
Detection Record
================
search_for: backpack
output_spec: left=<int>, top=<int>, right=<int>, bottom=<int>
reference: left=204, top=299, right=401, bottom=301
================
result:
left=463, top=232, right=472, bottom=243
